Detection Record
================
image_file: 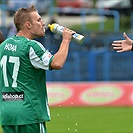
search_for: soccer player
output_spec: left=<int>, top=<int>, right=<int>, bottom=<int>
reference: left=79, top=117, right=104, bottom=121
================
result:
left=112, top=32, right=133, bottom=52
left=0, top=5, right=74, bottom=133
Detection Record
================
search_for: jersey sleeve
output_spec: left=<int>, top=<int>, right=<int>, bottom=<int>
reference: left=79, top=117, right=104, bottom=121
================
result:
left=29, top=41, right=54, bottom=70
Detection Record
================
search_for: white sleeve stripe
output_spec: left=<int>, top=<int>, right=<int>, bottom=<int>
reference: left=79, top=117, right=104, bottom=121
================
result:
left=29, top=47, right=51, bottom=70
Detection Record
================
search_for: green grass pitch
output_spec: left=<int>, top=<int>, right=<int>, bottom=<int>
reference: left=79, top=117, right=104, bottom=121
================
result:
left=0, top=106, right=133, bottom=133
left=47, top=106, right=133, bottom=133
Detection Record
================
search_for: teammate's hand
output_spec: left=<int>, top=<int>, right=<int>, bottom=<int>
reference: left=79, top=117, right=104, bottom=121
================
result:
left=112, top=32, right=133, bottom=52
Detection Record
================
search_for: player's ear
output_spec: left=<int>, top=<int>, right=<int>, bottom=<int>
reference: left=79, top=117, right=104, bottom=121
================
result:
left=25, top=21, right=32, bottom=29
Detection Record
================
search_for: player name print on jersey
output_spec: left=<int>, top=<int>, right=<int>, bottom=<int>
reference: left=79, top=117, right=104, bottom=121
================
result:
left=4, top=43, right=17, bottom=52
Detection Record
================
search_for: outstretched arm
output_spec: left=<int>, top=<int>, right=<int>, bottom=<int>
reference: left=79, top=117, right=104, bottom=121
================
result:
left=112, top=32, right=133, bottom=52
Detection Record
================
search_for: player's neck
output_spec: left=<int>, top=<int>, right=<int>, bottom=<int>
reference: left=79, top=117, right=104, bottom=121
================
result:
left=16, top=30, right=33, bottom=40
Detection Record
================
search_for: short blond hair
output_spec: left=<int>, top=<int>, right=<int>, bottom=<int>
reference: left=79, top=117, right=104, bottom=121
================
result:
left=14, top=5, right=37, bottom=32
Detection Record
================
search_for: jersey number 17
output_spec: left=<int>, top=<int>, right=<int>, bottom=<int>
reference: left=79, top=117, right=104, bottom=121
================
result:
left=0, top=55, right=20, bottom=87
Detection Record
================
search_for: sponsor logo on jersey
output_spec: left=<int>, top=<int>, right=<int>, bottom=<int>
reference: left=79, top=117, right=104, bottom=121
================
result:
left=2, top=92, right=24, bottom=101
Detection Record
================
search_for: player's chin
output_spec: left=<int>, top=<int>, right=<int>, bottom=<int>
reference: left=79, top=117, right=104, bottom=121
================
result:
left=36, top=30, right=45, bottom=37
left=39, top=32, right=45, bottom=37
left=42, top=30, right=45, bottom=36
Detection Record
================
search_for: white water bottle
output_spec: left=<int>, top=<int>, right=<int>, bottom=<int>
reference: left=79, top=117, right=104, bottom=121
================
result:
left=48, top=23, right=85, bottom=44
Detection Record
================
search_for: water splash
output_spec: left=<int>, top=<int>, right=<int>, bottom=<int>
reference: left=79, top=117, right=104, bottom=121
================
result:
left=75, top=129, right=77, bottom=132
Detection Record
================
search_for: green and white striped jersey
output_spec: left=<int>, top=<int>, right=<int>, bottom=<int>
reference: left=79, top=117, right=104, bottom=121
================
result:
left=0, top=36, right=54, bottom=125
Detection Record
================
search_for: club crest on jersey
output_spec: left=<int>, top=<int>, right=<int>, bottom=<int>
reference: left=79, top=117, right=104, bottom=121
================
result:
left=4, top=43, right=17, bottom=52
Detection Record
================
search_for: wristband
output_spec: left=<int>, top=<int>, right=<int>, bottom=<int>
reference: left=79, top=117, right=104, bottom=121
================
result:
left=132, top=43, right=133, bottom=51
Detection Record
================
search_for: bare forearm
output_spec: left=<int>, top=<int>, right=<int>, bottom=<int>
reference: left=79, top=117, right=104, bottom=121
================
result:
left=50, top=39, right=70, bottom=69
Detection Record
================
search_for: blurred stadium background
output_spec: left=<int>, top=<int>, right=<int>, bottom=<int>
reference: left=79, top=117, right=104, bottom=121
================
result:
left=0, top=0, right=133, bottom=133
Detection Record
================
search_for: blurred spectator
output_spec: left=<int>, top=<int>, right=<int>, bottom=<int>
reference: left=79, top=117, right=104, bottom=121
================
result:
left=46, top=15, right=57, bottom=34
left=0, top=30, right=5, bottom=44
left=7, top=22, right=17, bottom=37
left=46, top=15, right=60, bottom=38
left=48, top=16, right=57, bottom=25
left=46, top=16, right=58, bottom=36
